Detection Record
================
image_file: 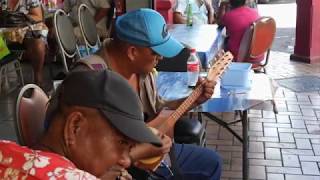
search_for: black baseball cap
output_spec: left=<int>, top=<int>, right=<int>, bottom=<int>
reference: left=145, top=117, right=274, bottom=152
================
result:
left=46, top=70, right=162, bottom=147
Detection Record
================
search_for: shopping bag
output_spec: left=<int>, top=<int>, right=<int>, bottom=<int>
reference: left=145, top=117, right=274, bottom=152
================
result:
left=0, top=35, right=10, bottom=60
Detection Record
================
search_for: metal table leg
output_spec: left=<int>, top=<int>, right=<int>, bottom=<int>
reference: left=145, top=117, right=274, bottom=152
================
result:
left=203, top=111, right=249, bottom=180
left=242, top=110, right=249, bottom=180
left=203, top=112, right=243, bottom=143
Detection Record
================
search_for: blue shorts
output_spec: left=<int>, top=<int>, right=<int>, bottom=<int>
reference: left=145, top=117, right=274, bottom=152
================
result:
left=155, top=143, right=222, bottom=180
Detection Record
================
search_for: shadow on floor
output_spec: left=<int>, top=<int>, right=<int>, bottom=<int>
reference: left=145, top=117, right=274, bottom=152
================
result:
left=271, top=27, right=295, bottom=54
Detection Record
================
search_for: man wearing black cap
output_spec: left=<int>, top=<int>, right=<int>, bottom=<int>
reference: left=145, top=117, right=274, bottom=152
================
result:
left=0, top=70, right=162, bottom=180
left=75, top=9, right=222, bottom=180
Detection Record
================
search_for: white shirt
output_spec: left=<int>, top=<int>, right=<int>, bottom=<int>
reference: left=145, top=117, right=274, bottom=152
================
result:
left=174, top=0, right=209, bottom=25
left=64, top=0, right=111, bottom=37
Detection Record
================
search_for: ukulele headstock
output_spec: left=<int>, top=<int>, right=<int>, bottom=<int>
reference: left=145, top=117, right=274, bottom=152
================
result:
left=207, top=51, right=233, bottom=81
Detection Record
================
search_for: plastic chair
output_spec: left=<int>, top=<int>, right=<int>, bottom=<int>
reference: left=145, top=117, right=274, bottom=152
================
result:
left=15, top=84, right=49, bottom=146
left=237, top=16, right=276, bottom=73
left=78, top=4, right=102, bottom=56
left=54, top=9, right=80, bottom=73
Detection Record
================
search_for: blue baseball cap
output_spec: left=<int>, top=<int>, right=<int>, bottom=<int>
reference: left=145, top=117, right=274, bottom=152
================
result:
left=115, top=8, right=184, bottom=58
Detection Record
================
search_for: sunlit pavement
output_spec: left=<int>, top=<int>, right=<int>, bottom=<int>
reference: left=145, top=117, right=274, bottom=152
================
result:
left=207, top=2, right=320, bottom=180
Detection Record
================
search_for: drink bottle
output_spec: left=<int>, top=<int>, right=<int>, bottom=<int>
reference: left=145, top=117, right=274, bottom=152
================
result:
left=186, top=3, right=193, bottom=26
left=187, top=48, right=200, bottom=87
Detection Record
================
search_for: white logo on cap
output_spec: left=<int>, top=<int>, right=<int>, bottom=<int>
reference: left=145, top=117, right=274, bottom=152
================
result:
left=162, top=24, right=168, bottom=39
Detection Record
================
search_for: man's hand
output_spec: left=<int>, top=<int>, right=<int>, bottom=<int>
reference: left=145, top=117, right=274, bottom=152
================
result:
left=100, top=166, right=132, bottom=180
left=147, top=110, right=175, bottom=133
left=194, top=78, right=215, bottom=106
left=193, top=50, right=225, bottom=107
left=130, top=133, right=172, bottom=170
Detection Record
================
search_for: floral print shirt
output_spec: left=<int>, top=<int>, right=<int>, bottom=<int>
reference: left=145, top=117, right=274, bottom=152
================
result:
left=0, top=140, right=98, bottom=180
left=13, top=0, right=41, bottom=14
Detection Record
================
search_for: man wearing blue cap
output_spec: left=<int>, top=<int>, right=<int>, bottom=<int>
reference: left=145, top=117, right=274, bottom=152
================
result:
left=75, top=8, right=222, bottom=180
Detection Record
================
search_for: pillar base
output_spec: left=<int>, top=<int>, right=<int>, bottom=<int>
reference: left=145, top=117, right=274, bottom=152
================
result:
left=290, top=53, right=320, bottom=64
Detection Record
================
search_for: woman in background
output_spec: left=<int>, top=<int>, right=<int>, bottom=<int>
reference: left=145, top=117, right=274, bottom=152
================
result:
left=7, top=0, right=47, bottom=87
left=219, top=0, right=260, bottom=62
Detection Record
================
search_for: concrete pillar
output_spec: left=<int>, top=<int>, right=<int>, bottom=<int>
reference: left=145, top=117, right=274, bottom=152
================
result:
left=290, top=0, right=320, bottom=63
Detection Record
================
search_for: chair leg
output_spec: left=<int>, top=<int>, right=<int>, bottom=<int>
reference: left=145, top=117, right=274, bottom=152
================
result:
left=0, top=66, right=4, bottom=94
left=271, top=99, right=278, bottom=114
left=197, top=112, right=208, bottom=147
left=265, top=49, right=271, bottom=65
left=262, top=49, right=271, bottom=74
left=14, top=60, right=24, bottom=86
left=3, top=65, right=9, bottom=92
left=197, top=111, right=203, bottom=123
left=200, top=113, right=208, bottom=147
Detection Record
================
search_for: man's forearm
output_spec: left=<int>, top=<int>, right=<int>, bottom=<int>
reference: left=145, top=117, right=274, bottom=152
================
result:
left=204, top=0, right=215, bottom=24
left=130, top=144, right=157, bottom=162
left=28, top=14, right=42, bottom=21
left=173, top=12, right=187, bottom=24
left=207, top=10, right=215, bottom=24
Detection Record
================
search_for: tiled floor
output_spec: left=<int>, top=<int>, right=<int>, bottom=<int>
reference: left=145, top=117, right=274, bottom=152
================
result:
left=204, top=51, right=320, bottom=180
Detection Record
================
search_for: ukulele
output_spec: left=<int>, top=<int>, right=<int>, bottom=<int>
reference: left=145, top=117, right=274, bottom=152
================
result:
left=139, top=51, right=234, bottom=170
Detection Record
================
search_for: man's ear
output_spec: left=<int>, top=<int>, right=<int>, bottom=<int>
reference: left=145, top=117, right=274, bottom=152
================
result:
left=127, top=46, right=138, bottom=62
left=63, top=111, right=87, bottom=147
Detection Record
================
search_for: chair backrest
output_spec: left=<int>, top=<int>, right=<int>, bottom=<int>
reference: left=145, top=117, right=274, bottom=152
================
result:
left=156, top=47, right=190, bottom=72
left=54, top=9, right=80, bottom=72
left=78, top=3, right=101, bottom=55
left=15, top=84, right=49, bottom=147
left=238, top=16, right=276, bottom=62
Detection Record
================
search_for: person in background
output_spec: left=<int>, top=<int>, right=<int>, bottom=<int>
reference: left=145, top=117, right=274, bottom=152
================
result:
left=74, top=8, right=222, bottom=180
left=212, top=0, right=221, bottom=15
left=64, top=0, right=113, bottom=39
left=7, top=0, right=47, bottom=87
left=219, top=0, right=260, bottom=62
left=217, top=0, right=258, bottom=23
left=0, top=70, right=163, bottom=180
left=246, top=0, right=258, bottom=8
left=173, top=0, right=215, bottom=24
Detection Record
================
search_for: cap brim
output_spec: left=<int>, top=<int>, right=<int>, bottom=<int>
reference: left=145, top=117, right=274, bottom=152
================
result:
left=151, top=36, right=184, bottom=58
left=100, top=110, right=163, bottom=147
